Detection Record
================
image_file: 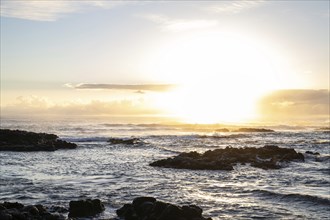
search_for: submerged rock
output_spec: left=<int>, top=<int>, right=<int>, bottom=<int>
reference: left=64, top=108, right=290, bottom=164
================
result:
left=150, top=145, right=304, bottom=170
left=0, top=129, right=77, bottom=151
left=233, top=128, right=275, bottom=132
left=116, top=196, right=212, bottom=220
left=68, top=199, right=105, bottom=218
left=108, top=137, right=141, bottom=145
left=305, top=151, right=320, bottom=156
left=0, top=201, right=65, bottom=220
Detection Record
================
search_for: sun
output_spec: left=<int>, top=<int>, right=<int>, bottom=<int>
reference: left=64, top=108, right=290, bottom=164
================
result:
left=147, top=30, right=287, bottom=124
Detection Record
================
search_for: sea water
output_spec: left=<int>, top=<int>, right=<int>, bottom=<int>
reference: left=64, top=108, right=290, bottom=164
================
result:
left=0, top=118, right=329, bottom=219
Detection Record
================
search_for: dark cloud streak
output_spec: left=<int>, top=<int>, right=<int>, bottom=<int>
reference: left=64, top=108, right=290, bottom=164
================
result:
left=70, top=83, right=176, bottom=92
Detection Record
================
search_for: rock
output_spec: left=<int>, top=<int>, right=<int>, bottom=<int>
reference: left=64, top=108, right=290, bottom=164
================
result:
left=23, top=205, right=39, bottom=215
left=116, top=204, right=134, bottom=218
left=49, top=205, right=68, bottom=213
left=150, top=145, right=304, bottom=170
left=0, top=212, right=12, bottom=220
left=0, top=201, right=65, bottom=220
left=182, top=205, right=203, bottom=218
left=2, top=202, right=24, bottom=209
left=108, top=137, right=141, bottom=145
left=158, top=204, right=183, bottom=220
left=305, top=151, right=320, bottom=155
left=68, top=199, right=105, bottom=218
left=133, top=197, right=156, bottom=209
left=0, top=129, right=77, bottom=151
left=233, top=128, right=275, bottom=132
left=116, top=197, right=212, bottom=220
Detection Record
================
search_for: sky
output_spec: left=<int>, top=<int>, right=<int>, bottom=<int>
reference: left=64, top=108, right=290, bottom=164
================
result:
left=1, top=0, right=329, bottom=124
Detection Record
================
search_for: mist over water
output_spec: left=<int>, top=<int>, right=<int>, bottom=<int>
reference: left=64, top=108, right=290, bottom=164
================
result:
left=0, top=118, right=329, bottom=219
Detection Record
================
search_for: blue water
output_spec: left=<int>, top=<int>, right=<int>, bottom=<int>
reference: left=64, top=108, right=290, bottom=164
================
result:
left=0, top=118, right=329, bottom=219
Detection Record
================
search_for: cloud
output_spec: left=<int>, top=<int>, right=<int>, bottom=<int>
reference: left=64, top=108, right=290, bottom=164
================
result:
left=12, top=95, right=53, bottom=108
left=0, top=0, right=126, bottom=21
left=65, top=83, right=176, bottom=92
left=140, top=14, right=218, bottom=32
left=1, top=95, right=161, bottom=117
left=206, top=0, right=264, bottom=14
left=258, top=89, right=330, bottom=123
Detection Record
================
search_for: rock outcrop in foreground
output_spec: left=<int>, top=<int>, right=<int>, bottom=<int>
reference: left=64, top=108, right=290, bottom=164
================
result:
left=69, top=199, right=105, bottom=218
left=0, top=199, right=105, bottom=219
left=150, top=145, right=304, bottom=170
left=0, top=201, right=66, bottom=220
left=116, top=196, right=212, bottom=220
left=0, top=129, right=77, bottom=151
left=1, top=198, right=208, bottom=220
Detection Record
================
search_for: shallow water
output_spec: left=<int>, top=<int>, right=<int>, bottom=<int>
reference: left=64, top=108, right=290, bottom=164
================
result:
left=1, top=119, right=329, bottom=219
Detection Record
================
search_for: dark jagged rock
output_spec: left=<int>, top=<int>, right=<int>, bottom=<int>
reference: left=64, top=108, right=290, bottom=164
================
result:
left=68, top=199, right=105, bottom=218
left=0, top=201, right=65, bottom=220
left=116, top=196, right=212, bottom=220
left=0, top=129, right=77, bottom=151
left=108, top=137, right=141, bottom=145
left=305, top=151, right=320, bottom=156
left=233, top=128, right=275, bottom=132
left=198, top=134, right=248, bottom=139
left=150, top=145, right=304, bottom=170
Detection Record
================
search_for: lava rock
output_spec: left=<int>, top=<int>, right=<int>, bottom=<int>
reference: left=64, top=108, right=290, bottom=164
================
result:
left=0, top=129, right=77, bottom=151
left=150, top=145, right=304, bottom=170
left=68, top=199, right=105, bottom=218
left=116, top=196, right=211, bottom=220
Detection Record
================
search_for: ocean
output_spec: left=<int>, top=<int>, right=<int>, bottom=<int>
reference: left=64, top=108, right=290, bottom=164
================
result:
left=0, top=118, right=329, bottom=219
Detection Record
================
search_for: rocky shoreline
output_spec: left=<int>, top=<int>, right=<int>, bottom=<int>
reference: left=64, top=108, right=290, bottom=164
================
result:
left=0, top=197, right=211, bottom=220
left=116, top=196, right=211, bottom=220
left=150, top=145, right=305, bottom=170
left=0, top=129, right=308, bottom=220
left=0, top=201, right=67, bottom=220
left=0, top=129, right=77, bottom=151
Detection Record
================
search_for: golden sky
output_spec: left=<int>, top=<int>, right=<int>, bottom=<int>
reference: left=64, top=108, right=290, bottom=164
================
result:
left=1, top=1, right=329, bottom=124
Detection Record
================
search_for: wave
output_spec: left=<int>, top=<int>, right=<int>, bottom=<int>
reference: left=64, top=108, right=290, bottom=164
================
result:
left=312, top=140, right=330, bottom=145
left=197, top=134, right=249, bottom=139
left=251, top=189, right=330, bottom=206
left=101, top=123, right=176, bottom=129
left=60, top=137, right=109, bottom=143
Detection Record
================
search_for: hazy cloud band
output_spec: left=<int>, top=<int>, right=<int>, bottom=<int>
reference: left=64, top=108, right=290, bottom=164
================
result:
left=68, top=83, right=176, bottom=92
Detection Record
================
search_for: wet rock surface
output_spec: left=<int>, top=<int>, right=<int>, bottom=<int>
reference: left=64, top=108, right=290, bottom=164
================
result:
left=150, top=145, right=304, bottom=170
left=1, top=198, right=209, bottom=220
left=305, top=151, right=320, bottom=155
left=0, top=201, right=66, bottom=220
left=68, top=199, right=105, bottom=218
left=116, top=196, right=212, bottom=220
left=108, top=137, right=142, bottom=145
left=0, top=199, right=105, bottom=219
left=0, top=129, right=77, bottom=151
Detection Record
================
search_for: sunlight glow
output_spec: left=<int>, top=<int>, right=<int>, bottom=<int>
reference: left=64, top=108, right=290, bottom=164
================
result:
left=148, top=31, right=289, bottom=123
